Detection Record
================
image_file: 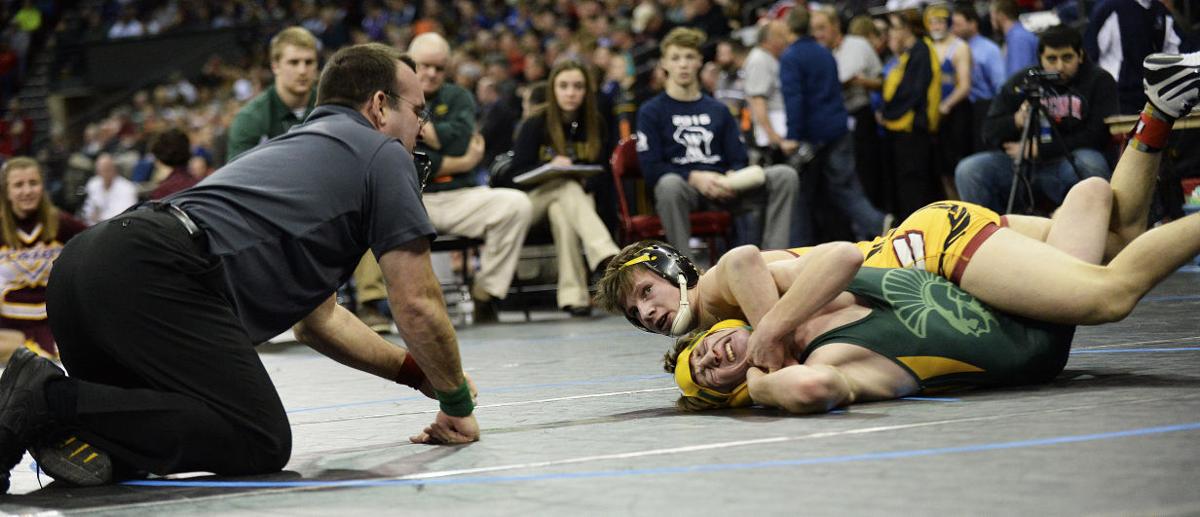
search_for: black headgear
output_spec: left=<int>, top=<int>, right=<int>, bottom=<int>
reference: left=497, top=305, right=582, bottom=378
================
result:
left=619, top=242, right=700, bottom=331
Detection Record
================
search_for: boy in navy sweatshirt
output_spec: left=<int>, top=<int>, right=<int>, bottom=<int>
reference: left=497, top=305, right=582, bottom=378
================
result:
left=636, top=27, right=799, bottom=258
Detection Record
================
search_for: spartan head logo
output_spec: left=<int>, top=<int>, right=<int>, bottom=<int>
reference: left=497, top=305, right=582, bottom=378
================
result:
left=673, top=125, right=715, bottom=163
left=881, top=269, right=997, bottom=339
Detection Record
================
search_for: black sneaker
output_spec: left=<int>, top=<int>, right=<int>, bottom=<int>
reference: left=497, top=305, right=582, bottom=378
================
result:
left=31, top=433, right=114, bottom=487
left=564, top=306, right=593, bottom=318
left=1144, top=52, right=1200, bottom=119
left=0, top=348, right=65, bottom=493
left=473, top=298, right=499, bottom=324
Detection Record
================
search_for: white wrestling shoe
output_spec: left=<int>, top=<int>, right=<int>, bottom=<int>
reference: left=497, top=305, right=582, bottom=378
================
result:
left=1144, top=52, right=1200, bottom=119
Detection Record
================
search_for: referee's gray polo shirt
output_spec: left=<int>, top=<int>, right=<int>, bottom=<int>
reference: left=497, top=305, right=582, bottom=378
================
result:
left=170, top=105, right=436, bottom=343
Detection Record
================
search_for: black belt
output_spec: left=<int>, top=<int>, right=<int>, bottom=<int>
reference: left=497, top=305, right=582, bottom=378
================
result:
left=143, top=201, right=201, bottom=237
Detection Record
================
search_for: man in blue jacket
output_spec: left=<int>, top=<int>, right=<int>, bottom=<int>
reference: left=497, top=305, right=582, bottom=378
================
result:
left=780, top=7, right=891, bottom=245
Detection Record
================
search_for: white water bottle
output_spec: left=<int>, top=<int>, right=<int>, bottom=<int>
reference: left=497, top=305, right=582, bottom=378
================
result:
left=459, top=286, right=475, bottom=326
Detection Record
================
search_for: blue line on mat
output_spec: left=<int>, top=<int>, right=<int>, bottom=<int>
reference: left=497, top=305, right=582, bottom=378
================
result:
left=123, top=422, right=1200, bottom=489
left=286, top=373, right=672, bottom=414
left=1071, top=347, right=1200, bottom=354
left=901, top=397, right=961, bottom=402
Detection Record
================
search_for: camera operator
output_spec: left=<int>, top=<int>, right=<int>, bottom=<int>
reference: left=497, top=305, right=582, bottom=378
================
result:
left=954, top=25, right=1118, bottom=213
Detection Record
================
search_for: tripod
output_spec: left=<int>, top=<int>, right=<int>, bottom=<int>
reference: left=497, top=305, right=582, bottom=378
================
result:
left=1006, top=88, right=1082, bottom=214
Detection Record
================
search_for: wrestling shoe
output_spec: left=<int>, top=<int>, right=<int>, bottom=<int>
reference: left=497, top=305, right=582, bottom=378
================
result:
left=30, top=433, right=114, bottom=487
left=0, top=348, right=65, bottom=493
left=1144, top=52, right=1200, bottom=119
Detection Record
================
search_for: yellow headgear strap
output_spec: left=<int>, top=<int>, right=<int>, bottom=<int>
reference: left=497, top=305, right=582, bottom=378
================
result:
left=924, top=4, right=950, bottom=26
left=622, top=254, right=654, bottom=268
left=674, top=319, right=754, bottom=409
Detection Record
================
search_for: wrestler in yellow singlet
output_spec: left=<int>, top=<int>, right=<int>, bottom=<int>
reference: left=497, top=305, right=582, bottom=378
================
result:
left=785, top=201, right=1006, bottom=283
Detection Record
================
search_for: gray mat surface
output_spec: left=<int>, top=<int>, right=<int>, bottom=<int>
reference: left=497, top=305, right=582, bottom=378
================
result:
left=3, top=272, right=1198, bottom=516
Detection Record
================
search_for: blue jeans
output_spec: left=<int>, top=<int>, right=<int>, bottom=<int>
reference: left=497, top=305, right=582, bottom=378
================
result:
left=793, top=132, right=887, bottom=244
left=954, top=148, right=1110, bottom=213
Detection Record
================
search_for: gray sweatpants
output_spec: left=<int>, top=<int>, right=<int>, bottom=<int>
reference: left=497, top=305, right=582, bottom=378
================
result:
left=653, top=164, right=799, bottom=256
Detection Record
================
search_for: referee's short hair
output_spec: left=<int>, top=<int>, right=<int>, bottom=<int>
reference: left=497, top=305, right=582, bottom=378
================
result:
left=316, top=43, right=417, bottom=110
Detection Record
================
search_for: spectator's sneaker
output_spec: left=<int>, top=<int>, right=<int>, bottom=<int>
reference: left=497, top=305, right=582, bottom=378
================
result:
left=31, top=433, right=114, bottom=487
left=1144, top=52, right=1200, bottom=119
left=0, top=348, right=65, bottom=493
left=473, top=298, right=499, bottom=324
left=356, top=305, right=393, bottom=334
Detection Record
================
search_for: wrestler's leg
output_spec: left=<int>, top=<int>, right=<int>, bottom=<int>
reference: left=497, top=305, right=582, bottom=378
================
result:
left=1106, top=107, right=1166, bottom=254
left=960, top=211, right=1200, bottom=325
left=1001, top=177, right=1113, bottom=264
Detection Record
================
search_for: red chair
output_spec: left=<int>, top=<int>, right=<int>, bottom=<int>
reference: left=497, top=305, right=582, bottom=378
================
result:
left=609, top=136, right=731, bottom=263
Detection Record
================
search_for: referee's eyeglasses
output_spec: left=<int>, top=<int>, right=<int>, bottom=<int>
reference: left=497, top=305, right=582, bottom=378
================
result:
left=384, top=91, right=431, bottom=133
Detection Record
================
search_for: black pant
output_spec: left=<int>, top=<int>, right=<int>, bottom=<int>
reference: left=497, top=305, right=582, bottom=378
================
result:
left=890, top=131, right=939, bottom=219
left=46, top=209, right=290, bottom=476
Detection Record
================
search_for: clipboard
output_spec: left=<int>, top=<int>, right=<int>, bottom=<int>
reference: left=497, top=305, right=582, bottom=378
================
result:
left=512, top=163, right=604, bottom=186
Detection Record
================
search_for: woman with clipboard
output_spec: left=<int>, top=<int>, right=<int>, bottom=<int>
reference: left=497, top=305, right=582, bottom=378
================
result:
left=498, top=60, right=621, bottom=316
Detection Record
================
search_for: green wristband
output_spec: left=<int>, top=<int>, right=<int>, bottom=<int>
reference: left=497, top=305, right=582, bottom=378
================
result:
left=435, top=380, right=474, bottom=417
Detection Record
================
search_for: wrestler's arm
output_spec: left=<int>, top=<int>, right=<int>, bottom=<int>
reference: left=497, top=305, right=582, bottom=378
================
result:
left=745, top=364, right=856, bottom=414
left=707, top=245, right=783, bottom=328
left=747, top=345, right=921, bottom=413
left=740, top=242, right=864, bottom=370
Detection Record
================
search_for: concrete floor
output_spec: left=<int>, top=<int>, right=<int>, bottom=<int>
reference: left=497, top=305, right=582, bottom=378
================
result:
left=2, top=272, right=1198, bottom=516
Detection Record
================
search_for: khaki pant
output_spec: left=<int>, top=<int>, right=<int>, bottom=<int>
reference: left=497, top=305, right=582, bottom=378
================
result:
left=423, top=186, right=533, bottom=299
left=527, top=179, right=620, bottom=308
left=354, top=252, right=386, bottom=305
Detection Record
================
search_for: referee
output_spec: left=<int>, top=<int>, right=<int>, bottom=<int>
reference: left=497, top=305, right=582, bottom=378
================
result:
left=0, top=43, right=477, bottom=491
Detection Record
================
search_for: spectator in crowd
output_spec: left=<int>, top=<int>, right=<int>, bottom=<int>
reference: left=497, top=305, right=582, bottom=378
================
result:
left=107, top=6, right=146, bottom=40
left=497, top=60, right=621, bottom=316
left=1085, top=0, right=1192, bottom=114
left=682, top=0, right=732, bottom=41
left=925, top=4, right=973, bottom=199
left=148, top=128, right=199, bottom=200
left=712, top=38, right=750, bottom=119
left=743, top=20, right=792, bottom=162
left=826, top=13, right=890, bottom=209
left=637, top=27, right=799, bottom=258
left=412, top=32, right=532, bottom=323
left=952, top=3, right=1007, bottom=152
left=848, top=15, right=888, bottom=59
left=955, top=25, right=1117, bottom=214
left=80, top=153, right=137, bottom=225
left=475, top=76, right=520, bottom=173
left=991, top=0, right=1039, bottom=77
left=226, top=27, right=320, bottom=160
left=880, top=9, right=942, bottom=218
left=600, top=50, right=638, bottom=141
left=10, top=0, right=41, bottom=75
left=0, top=39, right=16, bottom=101
left=0, top=99, right=33, bottom=158
left=0, top=157, right=86, bottom=362
left=783, top=7, right=890, bottom=244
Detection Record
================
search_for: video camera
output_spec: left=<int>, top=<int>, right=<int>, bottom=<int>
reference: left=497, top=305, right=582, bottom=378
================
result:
left=1016, top=69, right=1063, bottom=99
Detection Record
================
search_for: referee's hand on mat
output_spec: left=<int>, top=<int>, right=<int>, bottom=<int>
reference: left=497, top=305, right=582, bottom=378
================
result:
left=410, top=412, right=480, bottom=444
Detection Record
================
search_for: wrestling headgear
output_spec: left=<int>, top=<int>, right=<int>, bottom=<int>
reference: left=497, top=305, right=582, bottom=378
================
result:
left=620, top=242, right=701, bottom=336
left=674, top=319, right=754, bottom=409
left=923, top=4, right=951, bottom=40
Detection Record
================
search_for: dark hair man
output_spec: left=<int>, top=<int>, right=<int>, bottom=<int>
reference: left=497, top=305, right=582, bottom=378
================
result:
left=0, top=43, right=479, bottom=492
left=955, top=25, right=1118, bottom=214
